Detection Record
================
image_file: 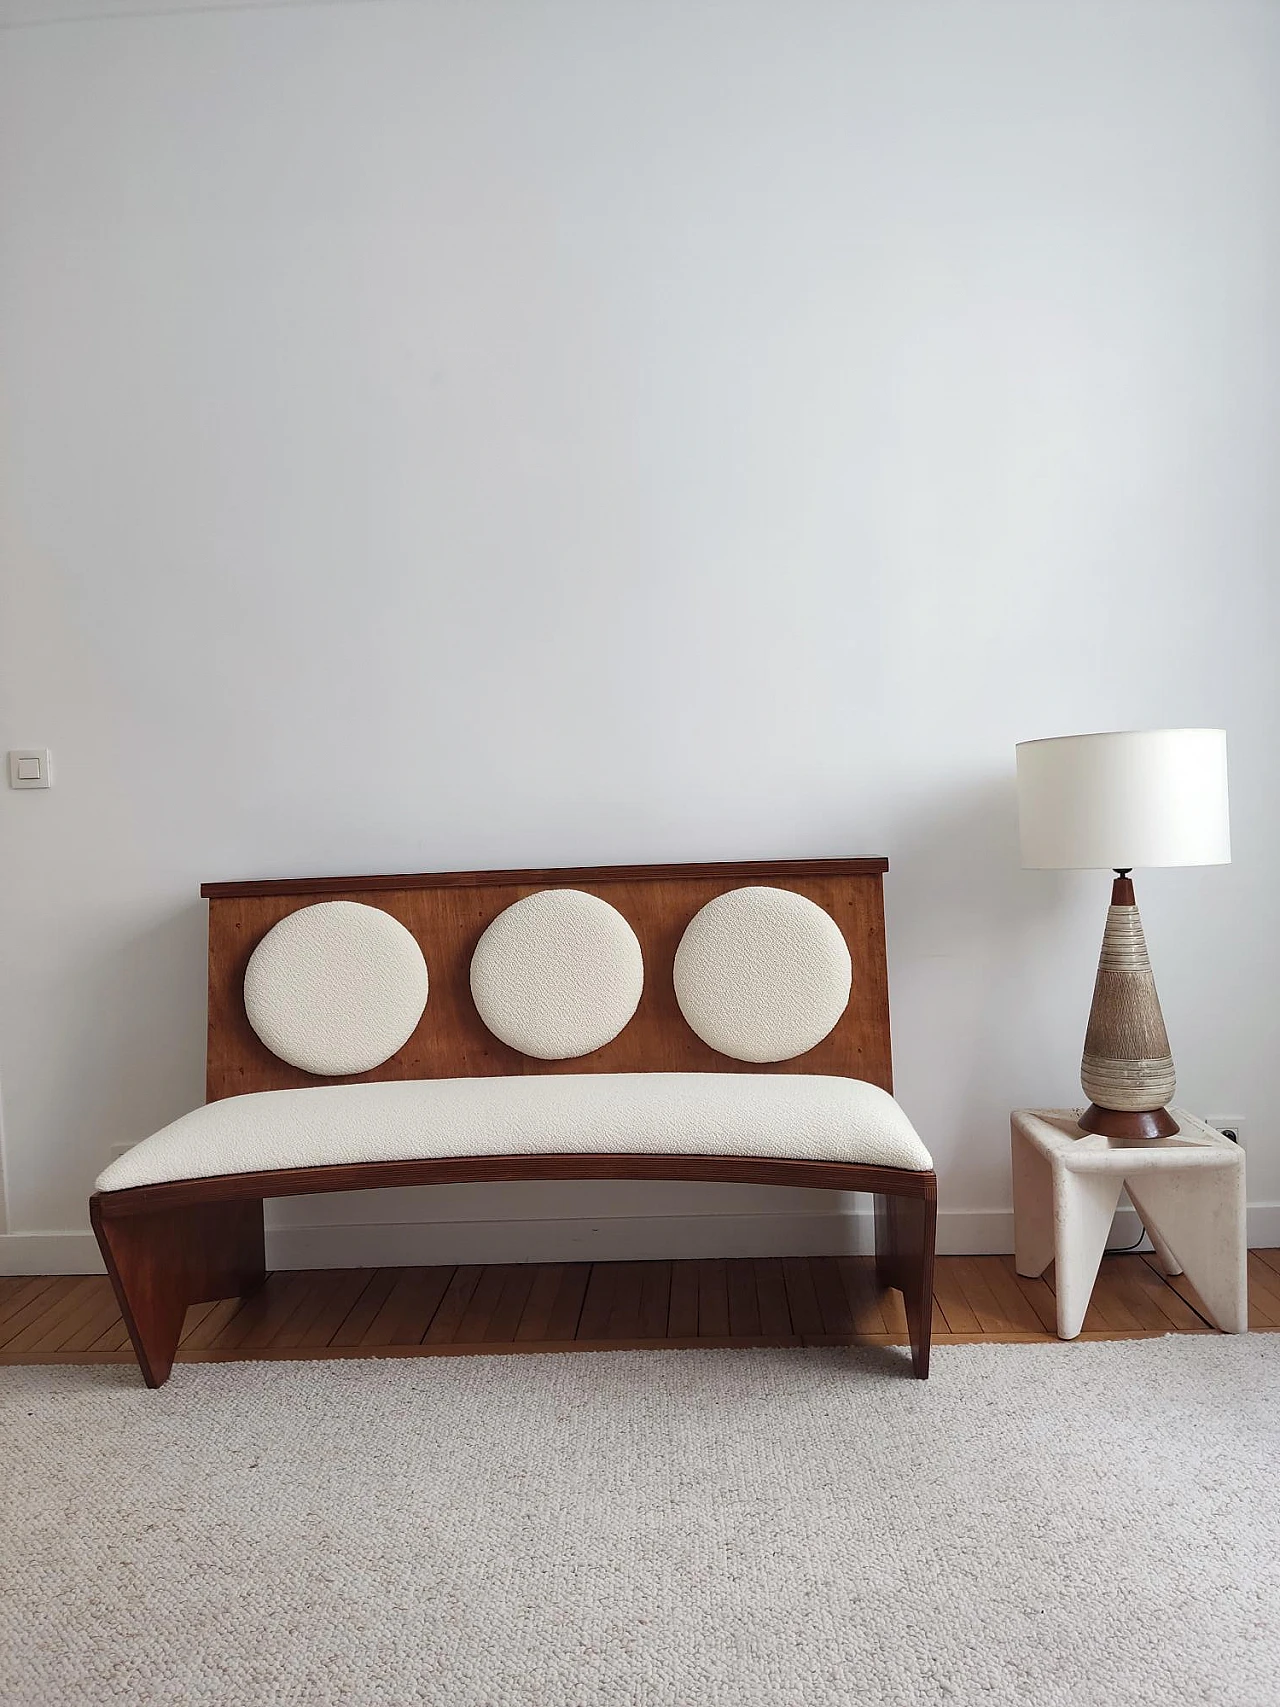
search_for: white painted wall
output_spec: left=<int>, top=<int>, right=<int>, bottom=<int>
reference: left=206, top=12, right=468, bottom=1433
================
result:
left=2, top=0, right=1277, bottom=1266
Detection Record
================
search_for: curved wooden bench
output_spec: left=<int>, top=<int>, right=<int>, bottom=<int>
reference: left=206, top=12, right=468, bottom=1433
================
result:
left=90, top=859, right=937, bottom=1385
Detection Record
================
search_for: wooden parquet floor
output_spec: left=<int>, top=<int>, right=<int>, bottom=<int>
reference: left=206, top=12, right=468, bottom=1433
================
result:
left=3, top=1250, right=1278, bottom=1370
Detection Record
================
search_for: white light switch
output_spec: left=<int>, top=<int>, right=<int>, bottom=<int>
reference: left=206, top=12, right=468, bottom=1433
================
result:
left=9, top=749, right=52, bottom=789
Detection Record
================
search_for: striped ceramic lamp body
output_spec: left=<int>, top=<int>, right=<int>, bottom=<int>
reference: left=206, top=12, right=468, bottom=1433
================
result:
left=1079, top=872, right=1176, bottom=1136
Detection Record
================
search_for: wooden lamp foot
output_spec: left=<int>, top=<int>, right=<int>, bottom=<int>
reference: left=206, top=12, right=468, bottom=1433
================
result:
left=1078, top=1103, right=1179, bottom=1140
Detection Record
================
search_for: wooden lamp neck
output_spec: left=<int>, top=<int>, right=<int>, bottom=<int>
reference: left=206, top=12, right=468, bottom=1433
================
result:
left=1111, top=869, right=1135, bottom=906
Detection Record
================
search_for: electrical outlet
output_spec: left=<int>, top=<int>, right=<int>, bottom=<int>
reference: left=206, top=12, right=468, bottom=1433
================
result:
left=8, top=748, right=52, bottom=789
left=1204, top=1117, right=1245, bottom=1147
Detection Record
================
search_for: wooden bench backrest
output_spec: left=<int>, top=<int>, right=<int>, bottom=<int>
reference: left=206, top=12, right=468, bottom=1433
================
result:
left=199, top=859, right=892, bottom=1104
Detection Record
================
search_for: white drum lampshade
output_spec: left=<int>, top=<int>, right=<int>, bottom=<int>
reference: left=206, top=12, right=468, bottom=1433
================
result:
left=1016, top=729, right=1230, bottom=871
left=1015, top=729, right=1230, bottom=1142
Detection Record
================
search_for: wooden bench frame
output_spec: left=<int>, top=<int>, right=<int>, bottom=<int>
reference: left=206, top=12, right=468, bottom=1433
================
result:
left=91, top=858, right=937, bottom=1385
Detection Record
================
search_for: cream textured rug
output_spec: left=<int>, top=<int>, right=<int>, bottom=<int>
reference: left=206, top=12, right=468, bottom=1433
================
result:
left=3, top=1339, right=1278, bottom=1705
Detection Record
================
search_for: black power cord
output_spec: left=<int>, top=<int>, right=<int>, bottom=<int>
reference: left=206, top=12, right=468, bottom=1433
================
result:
left=1105, top=1226, right=1147, bottom=1255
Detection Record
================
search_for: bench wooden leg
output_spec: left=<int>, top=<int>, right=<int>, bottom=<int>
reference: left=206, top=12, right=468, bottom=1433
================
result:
left=90, top=1195, right=266, bottom=1388
left=874, top=1188, right=937, bottom=1379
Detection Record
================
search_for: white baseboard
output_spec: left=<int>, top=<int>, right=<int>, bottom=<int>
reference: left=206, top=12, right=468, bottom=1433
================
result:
left=5, top=1203, right=1280, bottom=1275
left=268, top=1210, right=882, bottom=1269
left=0, top=1231, right=108, bottom=1275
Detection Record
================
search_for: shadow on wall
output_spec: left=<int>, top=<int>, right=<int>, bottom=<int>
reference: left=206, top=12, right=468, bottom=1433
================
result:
left=883, top=773, right=1091, bottom=1195
left=59, top=901, right=208, bottom=1209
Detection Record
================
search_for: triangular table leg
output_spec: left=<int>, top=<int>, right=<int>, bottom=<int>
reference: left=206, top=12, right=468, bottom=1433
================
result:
left=1126, top=1171, right=1247, bottom=1333
left=1053, top=1170, right=1124, bottom=1339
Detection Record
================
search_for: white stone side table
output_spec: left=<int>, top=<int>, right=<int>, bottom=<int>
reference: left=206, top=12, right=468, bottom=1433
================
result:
left=1011, top=1109, right=1247, bottom=1340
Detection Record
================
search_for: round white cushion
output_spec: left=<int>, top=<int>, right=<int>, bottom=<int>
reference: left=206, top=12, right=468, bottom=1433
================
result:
left=470, top=889, right=644, bottom=1060
left=673, top=886, right=852, bottom=1062
left=243, top=901, right=429, bottom=1076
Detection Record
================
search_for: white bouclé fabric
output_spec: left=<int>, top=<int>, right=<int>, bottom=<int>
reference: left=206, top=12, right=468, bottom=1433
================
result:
left=243, top=901, right=428, bottom=1076
left=93, top=1072, right=931, bottom=1191
left=674, top=886, right=852, bottom=1062
left=469, top=889, right=644, bottom=1059
left=5, top=1340, right=1280, bottom=1706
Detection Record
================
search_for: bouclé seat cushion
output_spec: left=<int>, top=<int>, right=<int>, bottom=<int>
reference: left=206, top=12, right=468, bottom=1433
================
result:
left=95, top=1073, right=932, bottom=1192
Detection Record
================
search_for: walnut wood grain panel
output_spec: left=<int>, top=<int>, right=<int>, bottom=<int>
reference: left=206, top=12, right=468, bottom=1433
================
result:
left=874, top=1192, right=935, bottom=1373
left=203, top=864, right=892, bottom=1101
left=200, top=858, right=888, bottom=900
left=95, top=1156, right=935, bottom=1218
left=89, top=1196, right=266, bottom=1386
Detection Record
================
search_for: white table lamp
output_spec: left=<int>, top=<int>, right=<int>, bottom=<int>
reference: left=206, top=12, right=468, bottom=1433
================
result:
left=1016, top=729, right=1230, bottom=1139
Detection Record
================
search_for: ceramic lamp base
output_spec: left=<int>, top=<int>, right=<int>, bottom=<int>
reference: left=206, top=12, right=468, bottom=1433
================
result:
left=1078, top=872, right=1180, bottom=1142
